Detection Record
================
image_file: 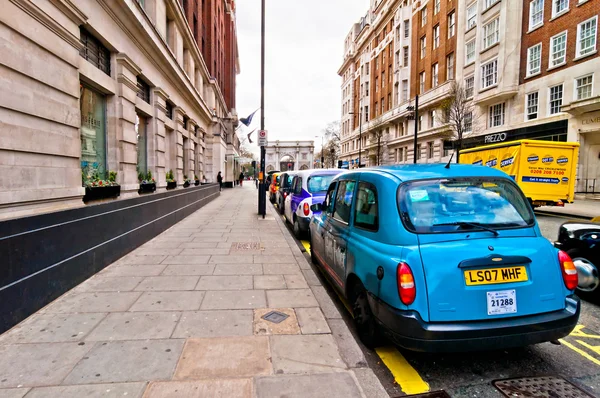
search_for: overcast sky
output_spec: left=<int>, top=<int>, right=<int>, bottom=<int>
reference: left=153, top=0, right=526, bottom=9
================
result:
left=235, top=0, right=369, bottom=155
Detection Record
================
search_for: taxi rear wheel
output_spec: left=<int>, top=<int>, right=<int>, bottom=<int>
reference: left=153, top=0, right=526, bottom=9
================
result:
left=293, top=218, right=303, bottom=239
left=351, top=284, right=379, bottom=349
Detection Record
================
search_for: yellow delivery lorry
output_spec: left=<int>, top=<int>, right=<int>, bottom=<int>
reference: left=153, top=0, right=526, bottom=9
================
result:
left=459, top=140, right=580, bottom=207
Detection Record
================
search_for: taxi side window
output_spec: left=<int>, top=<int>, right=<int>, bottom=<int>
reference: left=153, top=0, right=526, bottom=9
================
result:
left=293, top=177, right=302, bottom=194
left=333, top=180, right=356, bottom=223
left=323, top=182, right=337, bottom=214
left=354, top=182, right=378, bottom=231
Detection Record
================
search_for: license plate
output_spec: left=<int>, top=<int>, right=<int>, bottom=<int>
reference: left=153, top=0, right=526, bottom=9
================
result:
left=464, top=266, right=528, bottom=286
left=487, top=290, right=517, bottom=315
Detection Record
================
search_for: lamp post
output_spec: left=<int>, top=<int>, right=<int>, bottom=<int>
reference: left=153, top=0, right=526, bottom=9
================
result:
left=315, top=134, right=324, bottom=169
left=258, top=0, right=266, bottom=217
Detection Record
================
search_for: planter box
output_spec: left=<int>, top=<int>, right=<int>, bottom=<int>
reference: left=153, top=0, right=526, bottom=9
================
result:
left=138, top=182, right=156, bottom=194
left=183, top=181, right=191, bottom=188
left=83, top=185, right=120, bottom=202
left=194, top=180, right=200, bottom=186
left=166, top=181, right=177, bottom=190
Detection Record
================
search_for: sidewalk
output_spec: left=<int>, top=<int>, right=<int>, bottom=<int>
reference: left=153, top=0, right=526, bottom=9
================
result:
left=0, top=185, right=388, bottom=398
left=537, top=198, right=599, bottom=220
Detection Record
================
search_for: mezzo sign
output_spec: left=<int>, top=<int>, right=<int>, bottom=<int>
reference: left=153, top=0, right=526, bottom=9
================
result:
left=484, top=133, right=507, bottom=144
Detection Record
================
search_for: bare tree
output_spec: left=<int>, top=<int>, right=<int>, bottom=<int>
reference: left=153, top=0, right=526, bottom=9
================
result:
left=438, top=81, right=476, bottom=162
left=370, top=129, right=389, bottom=166
left=323, top=121, right=341, bottom=147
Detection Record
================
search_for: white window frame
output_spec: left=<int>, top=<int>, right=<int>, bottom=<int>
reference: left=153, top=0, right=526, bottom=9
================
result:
left=421, top=7, right=427, bottom=27
left=481, top=59, right=498, bottom=89
left=466, top=39, right=476, bottom=65
left=552, top=0, right=569, bottom=18
left=419, top=72, right=426, bottom=94
left=526, top=43, right=542, bottom=76
left=434, top=0, right=441, bottom=14
left=549, top=84, right=564, bottom=115
left=403, top=46, right=409, bottom=66
left=464, top=112, right=473, bottom=132
left=420, top=36, right=426, bottom=59
left=549, top=31, right=568, bottom=68
left=465, top=75, right=475, bottom=98
left=489, top=103, right=505, bottom=127
left=433, top=25, right=440, bottom=48
left=483, top=18, right=500, bottom=49
left=447, top=53, right=455, bottom=80
left=432, top=63, right=439, bottom=87
left=529, top=0, right=544, bottom=30
left=575, top=74, right=593, bottom=100
left=526, top=92, right=539, bottom=120
left=467, top=3, right=477, bottom=30
left=576, top=16, right=598, bottom=58
left=448, top=12, right=456, bottom=38
left=484, top=0, right=501, bottom=10
left=404, top=20, right=410, bottom=38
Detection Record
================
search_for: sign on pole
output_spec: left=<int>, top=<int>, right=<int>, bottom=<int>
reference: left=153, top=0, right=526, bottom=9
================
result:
left=257, top=130, right=268, bottom=146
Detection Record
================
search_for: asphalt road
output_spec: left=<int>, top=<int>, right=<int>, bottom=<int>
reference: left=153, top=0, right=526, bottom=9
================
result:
left=277, top=204, right=600, bottom=397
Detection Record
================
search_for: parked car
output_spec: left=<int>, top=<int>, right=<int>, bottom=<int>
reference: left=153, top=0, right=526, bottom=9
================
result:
left=284, top=169, right=344, bottom=239
left=268, top=173, right=281, bottom=203
left=309, top=164, right=580, bottom=352
left=276, top=171, right=297, bottom=215
left=555, top=217, right=600, bottom=299
left=266, top=170, right=280, bottom=186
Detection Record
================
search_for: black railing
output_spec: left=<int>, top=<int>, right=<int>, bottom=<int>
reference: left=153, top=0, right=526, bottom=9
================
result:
left=576, top=178, right=599, bottom=194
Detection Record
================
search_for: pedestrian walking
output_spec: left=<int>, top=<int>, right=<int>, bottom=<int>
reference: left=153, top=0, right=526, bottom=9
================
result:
left=239, top=172, right=244, bottom=187
left=217, top=171, right=223, bottom=192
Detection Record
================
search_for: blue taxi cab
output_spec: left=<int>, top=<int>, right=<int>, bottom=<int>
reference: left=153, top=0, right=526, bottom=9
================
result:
left=309, top=164, right=580, bottom=352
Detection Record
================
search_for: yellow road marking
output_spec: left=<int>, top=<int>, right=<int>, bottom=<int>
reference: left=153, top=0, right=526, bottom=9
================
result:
left=569, top=324, right=600, bottom=339
left=300, top=240, right=311, bottom=255
left=375, top=346, right=430, bottom=394
left=560, top=339, right=600, bottom=366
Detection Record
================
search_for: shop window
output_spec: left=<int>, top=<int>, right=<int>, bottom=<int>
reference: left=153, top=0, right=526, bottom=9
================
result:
left=80, top=85, right=107, bottom=183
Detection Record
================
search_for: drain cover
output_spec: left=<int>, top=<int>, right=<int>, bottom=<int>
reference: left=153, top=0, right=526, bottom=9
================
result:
left=493, top=376, right=593, bottom=398
left=400, top=391, right=451, bottom=398
left=262, top=311, right=289, bottom=324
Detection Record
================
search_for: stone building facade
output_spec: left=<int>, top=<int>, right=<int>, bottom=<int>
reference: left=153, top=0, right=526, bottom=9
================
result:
left=0, top=0, right=239, bottom=220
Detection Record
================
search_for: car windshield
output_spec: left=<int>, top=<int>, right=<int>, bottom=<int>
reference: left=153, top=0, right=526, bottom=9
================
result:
left=307, top=174, right=337, bottom=193
left=398, top=178, right=535, bottom=234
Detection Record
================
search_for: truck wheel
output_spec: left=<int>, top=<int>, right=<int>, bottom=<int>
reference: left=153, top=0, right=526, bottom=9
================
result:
left=351, top=283, right=380, bottom=349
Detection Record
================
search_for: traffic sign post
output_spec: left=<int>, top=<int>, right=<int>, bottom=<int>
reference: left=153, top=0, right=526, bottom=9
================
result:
left=257, top=130, right=268, bottom=146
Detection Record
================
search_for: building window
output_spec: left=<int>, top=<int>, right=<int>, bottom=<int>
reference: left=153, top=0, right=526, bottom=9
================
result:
left=447, top=53, right=455, bottom=80
left=577, top=17, right=597, bottom=57
left=489, top=103, right=505, bottom=127
left=549, top=84, right=563, bottom=114
left=576, top=75, right=593, bottom=100
left=166, top=101, right=173, bottom=120
left=526, top=92, right=539, bottom=119
left=466, top=39, right=476, bottom=64
left=402, top=79, right=409, bottom=101
left=375, top=77, right=379, bottom=93
left=365, top=106, right=369, bottom=122
left=396, top=50, right=401, bottom=67
left=433, top=25, right=440, bottom=48
left=420, top=72, right=426, bottom=94
left=403, top=46, right=409, bottom=66
left=366, top=82, right=369, bottom=96
left=481, top=59, right=498, bottom=89
left=527, top=44, right=542, bottom=76
left=448, top=12, right=456, bottom=38
left=550, top=31, right=567, bottom=67
left=420, top=36, right=426, bottom=58
left=136, top=77, right=150, bottom=103
left=529, top=0, right=544, bottom=30
left=404, top=20, right=410, bottom=38
left=483, top=18, right=499, bottom=49
left=434, top=0, right=441, bottom=14
left=421, top=8, right=427, bottom=27
left=79, top=28, right=111, bottom=76
left=399, top=147, right=404, bottom=162
left=467, top=3, right=477, bottom=29
left=432, top=63, right=439, bottom=87
left=464, top=112, right=473, bottom=132
left=136, top=113, right=147, bottom=175
left=465, top=75, right=475, bottom=98
left=416, top=143, right=422, bottom=159
left=427, top=142, right=434, bottom=158
left=484, top=0, right=500, bottom=9
left=552, top=0, right=568, bottom=17
left=381, top=98, right=385, bottom=113
left=80, top=85, right=107, bottom=182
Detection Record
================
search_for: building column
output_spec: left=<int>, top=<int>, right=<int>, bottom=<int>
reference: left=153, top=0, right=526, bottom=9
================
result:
left=115, top=53, right=142, bottom=195
left=152, top=87, right=168, bottom=187
left=173, top=107, right=186, bottom=185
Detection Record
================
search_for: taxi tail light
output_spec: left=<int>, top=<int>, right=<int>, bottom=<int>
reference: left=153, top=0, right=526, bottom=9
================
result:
left=303, top=202, right=310, bottom=216
left=397, top=262, right=416, bottom=305
left=558, top=250, right=578, bottom=291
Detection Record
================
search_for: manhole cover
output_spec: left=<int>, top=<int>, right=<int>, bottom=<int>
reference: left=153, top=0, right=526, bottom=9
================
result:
left=230, top=242, right=263, bottom=252
left=493, top=376, right=593, bottom=398
left=400, top=391, right=451, bottom=398
left=262, top=311, right=289, bottom=324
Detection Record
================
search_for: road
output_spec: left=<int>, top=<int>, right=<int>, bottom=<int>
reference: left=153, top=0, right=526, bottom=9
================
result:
left=277, top=204, right=600, bottom=397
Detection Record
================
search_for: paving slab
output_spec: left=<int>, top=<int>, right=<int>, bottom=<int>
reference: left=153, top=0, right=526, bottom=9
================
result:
left=266, top=289, right=319, bottom=308
left=201, top=290, right=266, bottom=309
left=254, top=275, right=287, bottom=290
left=0, top=313, right=106, bottom=344
left=180, top=248, right=231, bottom=256
left=0, top=343, right=90, bottom=388
left=44, top=292, right=142, bottom=313
left=262, top=263, right=302, bottom=275
left=24, top=382, right=147, bottom=398
left=172, top=310, right=253, bottom=338
left=98, top=264, right=167, bottom=277
left=161, top=255, right=210, bottom=265
left=143, top=379, right=252, bottom=398
left=174, top=336, right=271, bottom=379
left=116, top=255, right=167, bottom=265
left=136, top=248, right=184, bottom=256
left=270, top=334, right=347, bottom=374
left=0, top=388, right=29, bottom=398
left=135, top=276, right=199, bottom=291
left=72, top=276, right=144, bottom=292
left=254, top=308, right=301, bottom=335
left=255, top=372, right=363, bottom=398
left=209, top=255, right=255, bottom=264
left=84, top=312, right=181, bottom=341
left=328, top=319, right=367, bottom=368
left=295, top=308, right=331, bottom=335
left=161, top=264, right=215, bottom=276
left=213, top=264, right=263, bottom=275
left=63, top=339, right=184, bottom=384
left=284, top=274, right=309, bottom=289
left=129, top=291, right=206, bottom=312
left=254, top=255, right=298, bottom=264
left=179, top=242, right=219, bottom=248
left=195, top=275, right=253, bottom=290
